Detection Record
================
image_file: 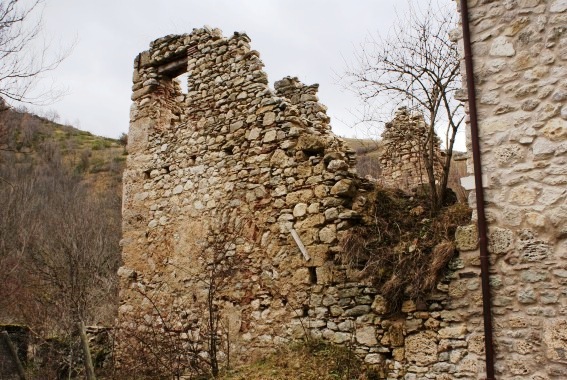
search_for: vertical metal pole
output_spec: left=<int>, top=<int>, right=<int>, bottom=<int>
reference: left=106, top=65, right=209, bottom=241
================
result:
left=459, top=1, right=496, bottom=379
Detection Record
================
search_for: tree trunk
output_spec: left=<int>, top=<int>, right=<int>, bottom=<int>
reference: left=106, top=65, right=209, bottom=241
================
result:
left=437, top=125, right=458, bottom=208
left=1, top=331, right=26, bottom=380
left=78, top=321, right=97, bottom=380
left=425, top=118, right=439, bottom=213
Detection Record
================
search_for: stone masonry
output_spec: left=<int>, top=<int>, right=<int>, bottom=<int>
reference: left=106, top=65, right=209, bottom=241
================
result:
left=453, top=0, right=567, bottom=378
left=119, top=27, right=378, bottom=370
left=118, top=6, right=567, bottom=376
left=380, top=107, right=443, bottom=191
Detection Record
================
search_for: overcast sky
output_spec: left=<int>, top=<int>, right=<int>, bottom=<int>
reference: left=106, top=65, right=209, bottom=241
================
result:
left=29, top=0, right=464, bottom=149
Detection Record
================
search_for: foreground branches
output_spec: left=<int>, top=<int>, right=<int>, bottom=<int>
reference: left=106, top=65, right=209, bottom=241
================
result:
left=0, top=111, right=122, bottom=334
left=0, top=0, right=68, bottom=105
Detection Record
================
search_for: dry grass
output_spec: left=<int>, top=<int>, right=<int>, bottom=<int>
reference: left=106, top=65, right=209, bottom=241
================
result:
left=219, top=340, right=381, bottom=380
left=342, top=187, right=471, bottom=313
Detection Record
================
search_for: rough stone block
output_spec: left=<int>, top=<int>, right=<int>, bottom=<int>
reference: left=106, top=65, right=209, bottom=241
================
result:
left=290, top=268, right=311, bottom=286
left=519, top=0, right=541, bottom=7
left=270, top=149, right=289, bottom=167
left=438, top=325, right=467, bottom=339
left=401, top=300, right=416, bottom=313
left=331, top=332, right=352, bottom=344
left=292, top=203, right=308, bottom=217
left=344, top=305, right=370, bottom=317
left=297, top=135, right=327, bottom=153
left=490, top=37, right=516, bottom=56
left=327, top=159, right=348, bottom=172
left=286, top=189, right=314, bottom=205
left=364, top=353, right=385, bottom=364
left=543, top=118, right=567, bottom=141
left=262, top=111, right=276, bottom=126
left=371, top=295, right=388, bottom=314
left=330, top=179, right=356, bottom=197
left=509, top=186, right=538, bottom=205
left=543, top=319, right=567, bottom=363
left=389, top=322, right=405, bottom=347
left=488, top=227, right=514, bottom=254
left=308, top=244, right=329, bottom=266
left=405, top=331, right=438, bottom=366
left=356, top=326, right=378, bottom=346
left=295, top=214, right=325, bottom=229
left=515, top=230, right=550, bottom=263
left=525, top=212, right=546, bottom=228
left=550, top=0, right=567, bottom=12
left=319, top=225, right=337, bottom=244
left=455, top=224, right=479, bottom=251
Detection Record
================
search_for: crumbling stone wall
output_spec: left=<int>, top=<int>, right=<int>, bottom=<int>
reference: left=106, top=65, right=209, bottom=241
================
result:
left=119, top=10, right=567, bottom=376
left=453, top=0, right=567, bottom=378
left=119, top=27, right=478, bottom=378
left=380, top=107, right=443, bottom=190
left=119, top=26, right=374, bottom=367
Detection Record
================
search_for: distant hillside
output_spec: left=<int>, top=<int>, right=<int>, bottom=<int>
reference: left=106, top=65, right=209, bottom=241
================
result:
left=0, top=107, right=126, bottom=192
left=342, top=137, right=384, bottom=179
left=342, top=137, right=383, bottom=155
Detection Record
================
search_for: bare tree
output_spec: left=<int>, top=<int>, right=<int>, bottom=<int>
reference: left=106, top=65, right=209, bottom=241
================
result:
left=0, top=144, right=121, bottom=328
left=0, top=0, right=68, bottom=106
left=344, top=0, right=463, bottom=212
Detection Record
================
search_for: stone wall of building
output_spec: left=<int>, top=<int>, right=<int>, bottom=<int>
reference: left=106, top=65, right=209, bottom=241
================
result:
left=118, top=6, right=567, bottom=376
left=118, top=26, right=375, bottom=368
left=118, top=27, right=481, bottom=378
left=454, top=0, right=567, bottom=378
left=380, top=107, right=443, bottom=191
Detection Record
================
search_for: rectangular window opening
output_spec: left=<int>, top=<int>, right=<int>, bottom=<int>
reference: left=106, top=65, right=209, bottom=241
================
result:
left=175, top=72, right=189, bottom=94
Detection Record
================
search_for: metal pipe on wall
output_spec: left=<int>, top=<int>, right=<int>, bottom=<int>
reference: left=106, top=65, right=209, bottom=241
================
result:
left=458, top=1, right=496, bottom=379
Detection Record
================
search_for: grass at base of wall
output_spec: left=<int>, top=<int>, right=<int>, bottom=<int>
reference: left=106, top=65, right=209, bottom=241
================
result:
left=219, top=340, right=382, bottom=380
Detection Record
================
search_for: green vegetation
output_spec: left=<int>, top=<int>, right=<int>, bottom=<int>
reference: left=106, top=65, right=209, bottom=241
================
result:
left=0, top=108, right=125, bottom=190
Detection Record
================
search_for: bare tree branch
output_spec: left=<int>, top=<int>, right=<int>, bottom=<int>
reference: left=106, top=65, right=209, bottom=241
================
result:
left=343, top=0, right=463, bottom=212
left=0, top=0, right=71, bottom=106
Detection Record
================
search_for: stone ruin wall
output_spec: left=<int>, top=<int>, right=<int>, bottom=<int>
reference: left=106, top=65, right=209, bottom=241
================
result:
left=118, top=26, right=378, bottom=367
left=118, top=2, right=567, bottom=375
left=379, top=107, right=444, bottom=191
left=452, top=0, right=567, bottom=378
left=118, top=27, right=481, bottom=378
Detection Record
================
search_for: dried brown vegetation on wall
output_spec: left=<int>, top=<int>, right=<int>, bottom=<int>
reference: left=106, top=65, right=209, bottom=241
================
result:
left=342, top=187, right=471, bottom=312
